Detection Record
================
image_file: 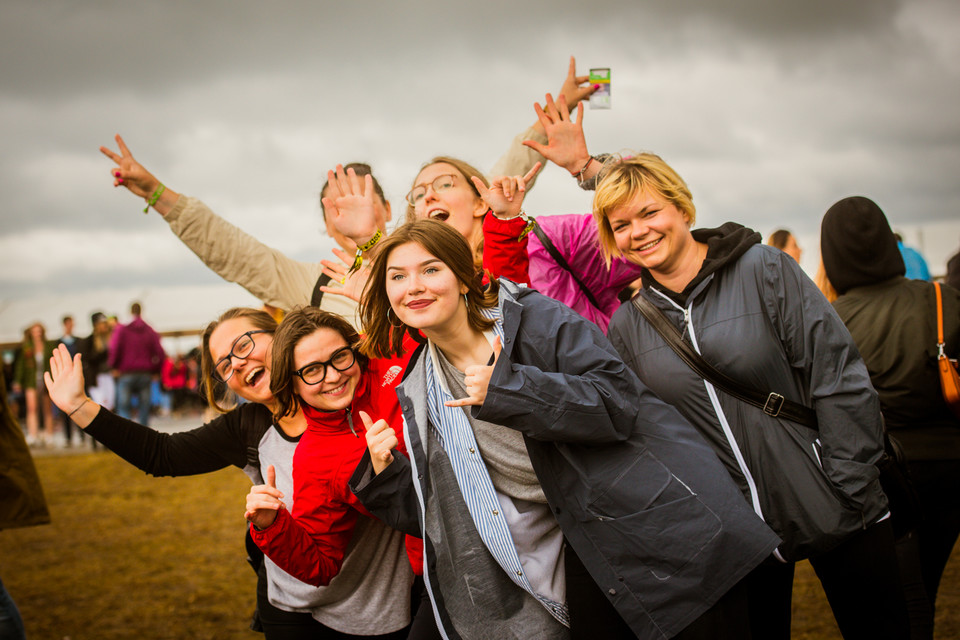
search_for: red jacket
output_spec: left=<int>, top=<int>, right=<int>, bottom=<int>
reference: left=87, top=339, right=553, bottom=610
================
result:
left=250, top=355, right=422, bottom=586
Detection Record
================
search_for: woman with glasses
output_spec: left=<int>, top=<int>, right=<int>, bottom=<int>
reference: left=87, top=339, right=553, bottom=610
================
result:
left=44, top=307, right=414, bottom=639
left=243, top=306, right=421, bottom=639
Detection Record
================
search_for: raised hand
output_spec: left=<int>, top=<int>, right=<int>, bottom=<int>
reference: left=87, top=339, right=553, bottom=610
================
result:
left=360, top=410, right=397, bottom=475
left=555, top=55, right=598, bottom=110
left=99, top=134, right=179, bottom=214
left=523, top=93, right=591, bottom=175
left=44, top=344, right=87, bottom=416
left=244, top=464, right=285, bottom=530
left=321, top=165, right=379, bottom=246
left=319, top=248, right=370, bottom=303
left=470, top=164, right=541, bottom=219
left=445, top=336, right=502, bottom=408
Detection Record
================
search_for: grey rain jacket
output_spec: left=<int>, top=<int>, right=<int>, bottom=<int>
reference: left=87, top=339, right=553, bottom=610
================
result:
left=351, top=280, right=779, bottom=640
left=608, top=223, right=889, bottom=561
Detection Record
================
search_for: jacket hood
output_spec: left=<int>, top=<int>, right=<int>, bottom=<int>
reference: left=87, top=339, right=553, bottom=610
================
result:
left=820, top=196, right=905, bottom=295
left=641, top=222, right=761, bottom=304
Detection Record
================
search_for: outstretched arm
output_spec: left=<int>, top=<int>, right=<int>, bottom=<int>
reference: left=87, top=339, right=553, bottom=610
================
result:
left=489, top=56, right=598, bottom=183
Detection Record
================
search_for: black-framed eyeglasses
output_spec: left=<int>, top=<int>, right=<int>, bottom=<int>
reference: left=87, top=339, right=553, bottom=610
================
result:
left=292, top=346, right=357, bottom=385
left=213, top=330, right=269, bottom=382
left=405, top=174, right=458, bottom=207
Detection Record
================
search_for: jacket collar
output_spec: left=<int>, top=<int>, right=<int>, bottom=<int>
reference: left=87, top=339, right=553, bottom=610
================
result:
left=298, top=368, right=371, bottom=436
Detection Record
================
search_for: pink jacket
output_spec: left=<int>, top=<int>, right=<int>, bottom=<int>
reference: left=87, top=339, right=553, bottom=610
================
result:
left=484, top=213, right=642, bottom=334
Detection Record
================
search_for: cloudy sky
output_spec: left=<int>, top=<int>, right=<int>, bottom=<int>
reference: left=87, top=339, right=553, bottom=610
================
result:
left=1, top=0, right=958, bottom=339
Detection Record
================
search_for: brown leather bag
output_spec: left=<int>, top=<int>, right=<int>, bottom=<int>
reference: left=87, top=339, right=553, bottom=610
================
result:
left=934, top=282, right=960, bottom=419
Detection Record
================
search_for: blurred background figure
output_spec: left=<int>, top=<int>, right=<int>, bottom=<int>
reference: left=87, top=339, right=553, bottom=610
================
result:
left=821, top=196, right=960, bottom=636
left=108, top=302, right=165, bottom=426
left=895, top=232, right=932, bottom=281
left=945, top=243, right=960, bottom=292
left=766, top=228, right=803, bottom=263
left=11, top=323, right=55, bottom=447
left=55, top=315, right=81, bottom=446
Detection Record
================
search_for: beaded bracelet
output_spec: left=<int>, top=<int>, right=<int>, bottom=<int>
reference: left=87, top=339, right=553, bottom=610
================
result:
left=143, top=183, right=166, bottom=213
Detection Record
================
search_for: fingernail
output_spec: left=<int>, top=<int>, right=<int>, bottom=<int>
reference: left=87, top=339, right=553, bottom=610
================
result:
left=593, top=84, right=601, bottom=90
left=117, top=179, right=124, bottom=185
left=114, top=171, right=121, bottom=177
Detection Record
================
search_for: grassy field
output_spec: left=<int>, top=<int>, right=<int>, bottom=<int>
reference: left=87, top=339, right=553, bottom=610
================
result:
left=2, top=452, right=957, bottom=639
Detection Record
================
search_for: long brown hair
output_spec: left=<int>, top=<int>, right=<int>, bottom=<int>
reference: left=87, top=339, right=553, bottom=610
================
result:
left=360, top=219, right=498, bottom=360
left=200, top=308, right=278, bottom=413
left=269, top=307, right=367, bottom=420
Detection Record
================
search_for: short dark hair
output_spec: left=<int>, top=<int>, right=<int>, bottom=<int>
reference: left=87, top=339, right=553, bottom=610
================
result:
left=270, top=307, right=367, bottom=420
left=131, top=302, right=142, bottom=316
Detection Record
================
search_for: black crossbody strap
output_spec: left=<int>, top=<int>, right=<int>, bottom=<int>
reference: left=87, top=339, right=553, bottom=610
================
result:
left=632, top=295, right=819, bottom=430
left=532, top=221, right=603, bottom=310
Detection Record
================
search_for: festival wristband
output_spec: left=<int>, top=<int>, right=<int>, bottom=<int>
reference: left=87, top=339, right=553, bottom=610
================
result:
left=143, top=183, right=166, bottom=213
left=348, top=229, right=383, bottom=273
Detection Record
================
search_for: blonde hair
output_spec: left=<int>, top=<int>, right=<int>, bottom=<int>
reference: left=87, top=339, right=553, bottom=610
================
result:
left=592, top=153, right=696, bottom=266
left=360, top=220, right=498, bottom=360
left=814, top=255, right=838, bottom=303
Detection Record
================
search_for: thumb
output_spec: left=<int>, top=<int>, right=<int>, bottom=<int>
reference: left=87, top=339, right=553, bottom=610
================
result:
left=358, top=410, right=375, bottom=431
left=522, top=139, right=547, bottom=156
left=265, top=464, right=277, bottom=489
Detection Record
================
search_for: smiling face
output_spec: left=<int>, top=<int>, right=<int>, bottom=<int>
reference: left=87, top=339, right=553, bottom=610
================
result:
left=606, top=188, right=696, bottom=276
left=292, top=327, right=362, bottom=412
left=208, top=317, right=273, bottom=405
left=410, top=163, right=487, bottom=244
left=385, top=241, right=469, bottom=336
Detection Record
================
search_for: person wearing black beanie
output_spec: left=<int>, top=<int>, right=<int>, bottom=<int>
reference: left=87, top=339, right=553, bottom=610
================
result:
left=822, top=196, right=960, bottom=636
left=820, top=196, right=905, bottom=295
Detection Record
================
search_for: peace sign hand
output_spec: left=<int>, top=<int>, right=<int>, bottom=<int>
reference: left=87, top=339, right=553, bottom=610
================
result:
left=99, top=134, right=179, bottom=214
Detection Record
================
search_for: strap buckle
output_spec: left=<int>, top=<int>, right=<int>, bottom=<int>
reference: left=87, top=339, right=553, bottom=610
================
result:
left=763, top=393, right=784, bottom=417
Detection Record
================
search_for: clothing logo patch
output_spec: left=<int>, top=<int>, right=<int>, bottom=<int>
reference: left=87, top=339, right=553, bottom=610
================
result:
left=382, top=365, right=403, bottom=387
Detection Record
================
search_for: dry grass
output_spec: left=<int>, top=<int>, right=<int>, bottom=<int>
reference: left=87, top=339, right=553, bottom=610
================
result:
left=2, top=452, right=957, bottom=639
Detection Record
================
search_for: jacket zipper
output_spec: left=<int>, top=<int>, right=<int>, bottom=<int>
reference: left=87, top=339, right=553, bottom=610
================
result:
left=345, top=408, right=358, bottom=437
left=652, top=291, right=771, bottom=535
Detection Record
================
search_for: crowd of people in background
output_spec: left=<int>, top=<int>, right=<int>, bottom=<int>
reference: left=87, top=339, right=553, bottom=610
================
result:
left=4, top=55, right=960, bottom=640
left=3, top=302, right=204, bottom=449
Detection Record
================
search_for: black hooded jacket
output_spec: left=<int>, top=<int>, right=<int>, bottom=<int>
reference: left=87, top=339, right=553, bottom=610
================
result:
left=609, top=222, right=889, bottom=560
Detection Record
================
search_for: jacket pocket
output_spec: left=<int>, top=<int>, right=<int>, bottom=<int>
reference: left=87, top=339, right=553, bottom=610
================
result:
left=583, top=492, right=721, bottom=581
left=582, top=449, right=721, bottom=581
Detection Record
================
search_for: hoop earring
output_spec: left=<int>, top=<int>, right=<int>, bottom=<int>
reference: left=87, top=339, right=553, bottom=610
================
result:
left=463, top=293, right=469, bottom=309
left=386, top=307, right=403, bottom=328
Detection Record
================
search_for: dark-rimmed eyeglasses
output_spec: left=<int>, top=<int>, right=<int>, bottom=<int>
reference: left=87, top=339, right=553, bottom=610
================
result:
left=292, top=346, right=357, bottom=385
left=405, top=174, right=458, bottom=207
left=213, top=330, right=269, bottom=382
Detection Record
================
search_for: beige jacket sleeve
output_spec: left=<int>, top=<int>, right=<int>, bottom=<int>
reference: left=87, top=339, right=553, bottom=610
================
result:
left=488, top=125, right=548, bottom=187
left=163, top=195, right=361, bottom=328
